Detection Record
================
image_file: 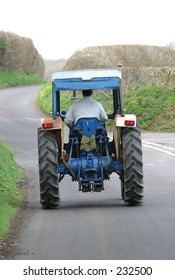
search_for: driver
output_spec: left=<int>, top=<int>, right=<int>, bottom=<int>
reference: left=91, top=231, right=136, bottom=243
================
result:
left=64, top=90, right=108, bottom=128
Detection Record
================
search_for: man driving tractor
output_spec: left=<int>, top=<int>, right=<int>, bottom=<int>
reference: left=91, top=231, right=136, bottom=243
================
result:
left=65, top=89, right=108, bottom=128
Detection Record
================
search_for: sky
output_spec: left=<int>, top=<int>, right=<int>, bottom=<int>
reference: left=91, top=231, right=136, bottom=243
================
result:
left=0, top=0, right=175, bottom=60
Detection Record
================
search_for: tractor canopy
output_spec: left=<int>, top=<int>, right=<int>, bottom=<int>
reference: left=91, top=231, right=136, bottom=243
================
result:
left=52, top=68, right=122, bottom=91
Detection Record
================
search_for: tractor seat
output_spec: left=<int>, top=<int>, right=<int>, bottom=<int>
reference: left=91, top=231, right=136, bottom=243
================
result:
left=72, top=118, right=105, bottom=137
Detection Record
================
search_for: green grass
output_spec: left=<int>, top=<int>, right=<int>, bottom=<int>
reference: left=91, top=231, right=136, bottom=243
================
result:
left=123, top=86, right=175, bottom=131
left=37, top=81, right=73, bottom=114
left=0, top=141, right=24, bottom=244
left=37, top=82, right=52, bottom=114
left=0, top=71, right=45, bottom=89
left=38, top=83, right=175, bottom=132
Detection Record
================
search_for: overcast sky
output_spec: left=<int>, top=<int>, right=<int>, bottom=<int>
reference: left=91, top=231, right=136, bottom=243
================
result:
left=0, top=0, right=175, bottom=60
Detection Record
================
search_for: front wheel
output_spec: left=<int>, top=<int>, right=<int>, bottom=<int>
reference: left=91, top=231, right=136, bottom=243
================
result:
left=121, top=126, right=144, bottom=206
left=38, top=128, right=60, bottom=209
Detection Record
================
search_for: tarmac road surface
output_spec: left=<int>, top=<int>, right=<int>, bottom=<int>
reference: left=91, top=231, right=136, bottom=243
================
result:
left=0, top=86, right=175, bottom=260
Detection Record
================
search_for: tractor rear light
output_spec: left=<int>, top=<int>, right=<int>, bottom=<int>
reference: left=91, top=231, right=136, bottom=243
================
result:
left=115, top=114, right=136, bottom=127
left=63, top=153, right=69, bottom=161
left=42, top=122, right=53, bottom=129
left=125, top=120, right=135, bottom=126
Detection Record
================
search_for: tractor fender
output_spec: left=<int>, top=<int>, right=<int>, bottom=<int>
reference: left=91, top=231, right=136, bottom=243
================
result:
left=41, top=117, right=64, bottom=161
left=113, top=114, right=136, bottom=159
left=115, top=114, right=136, bottom=127
left=41, top=117, right=63, bottom=130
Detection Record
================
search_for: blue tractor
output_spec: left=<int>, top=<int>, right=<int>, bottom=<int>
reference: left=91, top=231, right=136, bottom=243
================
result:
left=38, top=68, right=143, bottom=208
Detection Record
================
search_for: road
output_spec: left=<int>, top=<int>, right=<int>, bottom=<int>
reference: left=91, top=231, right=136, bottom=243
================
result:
left=0, top=86, right=175, bottom=260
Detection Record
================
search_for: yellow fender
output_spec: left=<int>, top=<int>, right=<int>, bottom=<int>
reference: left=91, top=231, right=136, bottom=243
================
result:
left=41, top=117, right=64, bottom=161
left=113, top=114, right=136, bottom=159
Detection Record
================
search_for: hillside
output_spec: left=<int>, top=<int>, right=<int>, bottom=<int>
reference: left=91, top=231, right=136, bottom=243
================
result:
left=64, top=45, right=175, bottom=69
left=63, top=45, right=175, bottom=91
left=0, top=31, right=45, bottom=77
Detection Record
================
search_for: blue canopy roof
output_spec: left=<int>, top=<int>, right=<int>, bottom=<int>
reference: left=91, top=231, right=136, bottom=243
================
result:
left=52, top=69, right=121, bottom=91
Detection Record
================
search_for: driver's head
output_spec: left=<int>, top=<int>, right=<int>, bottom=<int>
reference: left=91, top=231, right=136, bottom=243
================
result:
left=82, top=90, right=93, bottom=97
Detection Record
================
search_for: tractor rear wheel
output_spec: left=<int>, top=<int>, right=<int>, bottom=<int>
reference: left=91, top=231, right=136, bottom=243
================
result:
left=121, top=126, right=143, bottom=205
left=38, top=128, right=60, bottom=209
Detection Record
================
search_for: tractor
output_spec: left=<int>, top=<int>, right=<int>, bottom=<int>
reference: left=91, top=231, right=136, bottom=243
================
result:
left=37, top=68, right=143, bottom=208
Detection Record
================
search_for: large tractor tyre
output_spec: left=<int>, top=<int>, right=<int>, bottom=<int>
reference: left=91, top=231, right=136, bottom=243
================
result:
left=121, top=126, right=143, bottom=206
left=38, top=128, right=60, bottom=209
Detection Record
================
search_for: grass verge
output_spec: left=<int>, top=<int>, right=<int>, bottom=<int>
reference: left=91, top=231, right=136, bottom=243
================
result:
left=0, top=71, right=45, bottom=89
left=124, top=86, right=175, bottom=131
left=0, top=141, right=24, bottom=246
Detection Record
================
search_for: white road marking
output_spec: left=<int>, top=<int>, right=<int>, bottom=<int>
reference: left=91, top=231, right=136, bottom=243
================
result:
left=143, top=141, right=175, bottom=157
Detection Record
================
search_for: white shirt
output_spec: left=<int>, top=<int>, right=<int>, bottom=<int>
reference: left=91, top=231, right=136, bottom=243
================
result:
left=65, top=97, right=108, bottom=127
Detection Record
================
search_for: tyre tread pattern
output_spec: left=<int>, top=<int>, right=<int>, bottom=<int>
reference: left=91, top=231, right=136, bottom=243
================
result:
left=122, top=126, right=144, bottom=206
left=38, top=129, right=60, bottom=208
